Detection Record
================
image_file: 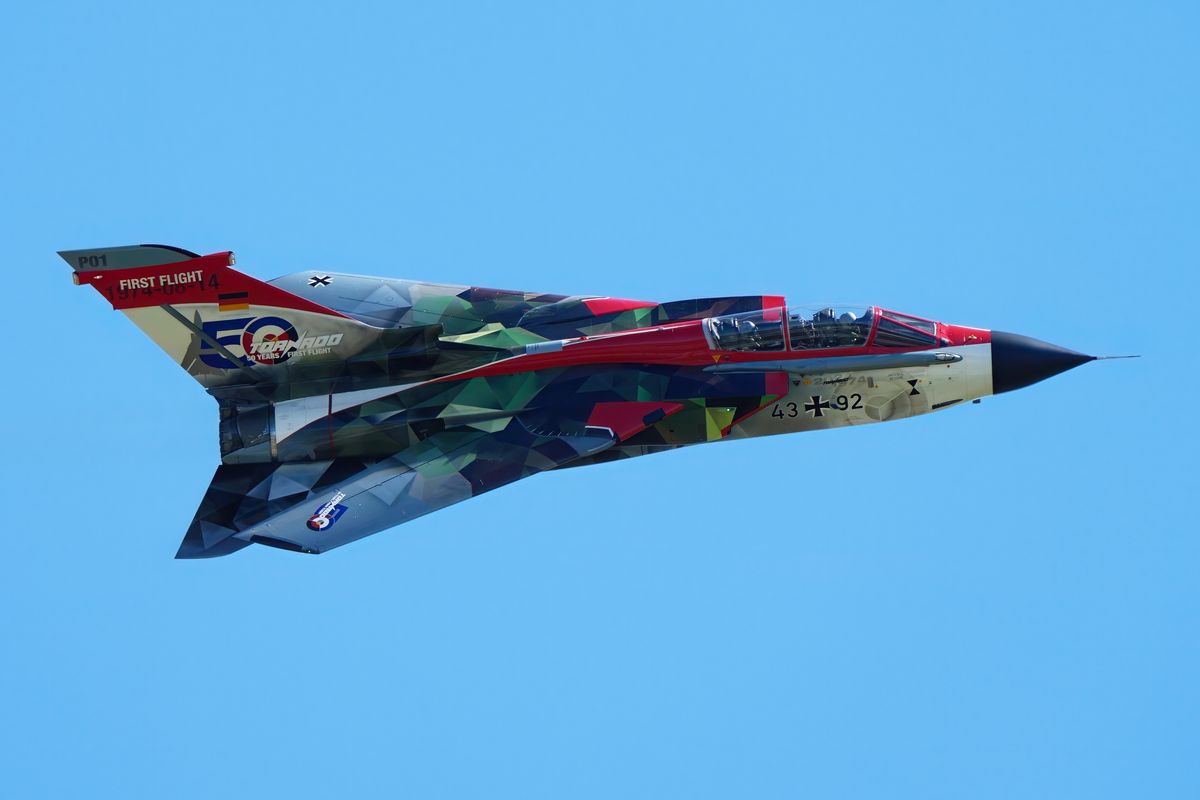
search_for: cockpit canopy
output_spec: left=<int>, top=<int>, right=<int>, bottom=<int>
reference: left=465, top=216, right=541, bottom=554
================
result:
left=705, top=308, right=787, bottom=352
left=787, top=305, right=873, bottom=350
left=704, top=305, right=940, bottom=352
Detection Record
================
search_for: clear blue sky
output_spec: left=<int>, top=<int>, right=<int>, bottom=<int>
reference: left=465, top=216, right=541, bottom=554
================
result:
left=3, top=2, right=1196, bottom=797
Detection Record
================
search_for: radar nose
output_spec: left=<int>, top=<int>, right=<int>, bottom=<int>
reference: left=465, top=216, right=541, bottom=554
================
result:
left=991, top=331, right=1095, bottom=394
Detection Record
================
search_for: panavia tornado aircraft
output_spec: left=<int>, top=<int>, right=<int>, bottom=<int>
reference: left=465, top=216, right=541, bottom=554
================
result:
left=62, top=244, right=1112, bottom=558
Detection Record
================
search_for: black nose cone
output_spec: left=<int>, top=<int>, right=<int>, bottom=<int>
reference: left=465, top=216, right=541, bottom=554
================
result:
left=991, top=331, right=1095, bottom=394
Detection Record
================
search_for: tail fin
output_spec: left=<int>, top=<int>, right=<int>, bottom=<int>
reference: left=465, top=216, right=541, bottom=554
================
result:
left=61, top=244, right=383, bottom=390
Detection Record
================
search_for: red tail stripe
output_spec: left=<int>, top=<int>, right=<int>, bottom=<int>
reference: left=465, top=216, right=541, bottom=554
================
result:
left=76, top=251, right=350, bottom=318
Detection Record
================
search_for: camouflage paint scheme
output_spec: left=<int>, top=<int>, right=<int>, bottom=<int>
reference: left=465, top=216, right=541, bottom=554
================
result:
left=62, top=244, right=1077, bottom=558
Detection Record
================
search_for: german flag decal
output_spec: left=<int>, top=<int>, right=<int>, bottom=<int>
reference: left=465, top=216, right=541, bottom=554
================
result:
left=218, top=291, right=250, bottom=311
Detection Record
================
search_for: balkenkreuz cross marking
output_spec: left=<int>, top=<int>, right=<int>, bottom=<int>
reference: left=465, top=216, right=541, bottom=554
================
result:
left=804, top=395, right=831, bottom=417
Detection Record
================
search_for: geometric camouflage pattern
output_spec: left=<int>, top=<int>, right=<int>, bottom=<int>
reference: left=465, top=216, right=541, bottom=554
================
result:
left=61, top=243, right=999, bottom=558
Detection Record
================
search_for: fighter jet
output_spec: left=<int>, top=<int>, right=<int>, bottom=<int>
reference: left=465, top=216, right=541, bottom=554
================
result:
left=62, top=244, right=1115, bottom=558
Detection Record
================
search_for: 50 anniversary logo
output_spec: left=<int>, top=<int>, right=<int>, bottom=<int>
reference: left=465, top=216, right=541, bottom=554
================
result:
left=199, top=316, right=344, bottom=369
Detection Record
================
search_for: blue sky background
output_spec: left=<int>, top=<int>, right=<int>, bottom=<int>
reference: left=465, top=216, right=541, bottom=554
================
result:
left=2, top=2, right=1196, bottom=797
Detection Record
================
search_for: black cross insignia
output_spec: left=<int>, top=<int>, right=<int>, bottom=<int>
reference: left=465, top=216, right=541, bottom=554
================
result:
left=308, top=275, right=332, bottom=287
left=907, top=379, right=920, bottom=396
left=804, top=395, right=831, bottom=417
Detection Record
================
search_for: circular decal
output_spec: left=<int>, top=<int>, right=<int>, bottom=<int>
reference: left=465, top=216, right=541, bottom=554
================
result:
left=242, top=316, right=299, bottom=365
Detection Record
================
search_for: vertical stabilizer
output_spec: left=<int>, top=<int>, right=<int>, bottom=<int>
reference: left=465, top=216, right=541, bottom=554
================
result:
left=61, top=244, right=384, bottom=391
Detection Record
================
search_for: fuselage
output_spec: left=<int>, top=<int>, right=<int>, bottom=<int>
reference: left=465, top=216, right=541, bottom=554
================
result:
left=226, top=302, right=1088, bottom=465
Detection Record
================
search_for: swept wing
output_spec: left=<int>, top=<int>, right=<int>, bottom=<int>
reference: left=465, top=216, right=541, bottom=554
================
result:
left=176, top=416, right=617, bottom=558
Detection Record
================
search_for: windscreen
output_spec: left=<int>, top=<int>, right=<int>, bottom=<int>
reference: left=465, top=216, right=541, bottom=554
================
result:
left=873, top=310, right=938, bottom=348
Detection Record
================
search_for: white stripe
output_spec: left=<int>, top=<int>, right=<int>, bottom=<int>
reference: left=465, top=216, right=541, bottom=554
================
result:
left=273, top=383, right=417, bottom=443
